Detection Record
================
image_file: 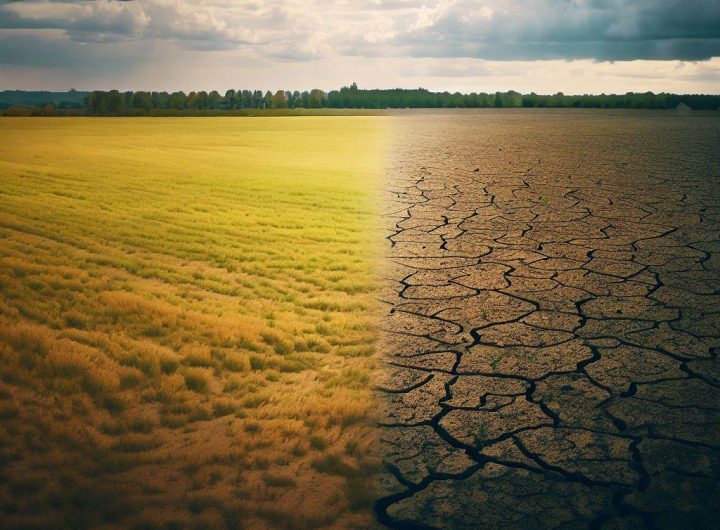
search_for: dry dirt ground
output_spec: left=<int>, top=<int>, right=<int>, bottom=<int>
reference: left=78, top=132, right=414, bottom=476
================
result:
left=375, top=110, right=720, bottom=529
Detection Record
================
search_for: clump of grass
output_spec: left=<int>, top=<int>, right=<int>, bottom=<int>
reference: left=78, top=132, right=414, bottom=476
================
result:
left=309, top=435, right=327, bottom=450
left=183, top=368, right=211, bottom=394
left=113, top=434, right=162, bottom=453
left=262, top=472, right=297, bottom=488
left=160, top=414, right=187, bottom=429
left=244, top=422, right=261, bottom=434
left=261, top=332, right=293, bottom=355
left=142, top=325, right=165, bottom=338
left=345, top=440, right=359, bottom=456
left=185, top=494, right=222, bottom=514
left=188, top=406, right=212, bottom=422
left=127, top=416, right=155, bottom=434
left=221, top=351, right=249, bottom=372
left=223, top=376, right=242, bottom=392
left=312, top=453, right=357, bottom=477
left=212, top=398, right=237, bottom=418
left=103, top=394, right=126, bottom=413
left=291, top=441, right=308, bottom=457
left=265, top=370, right=280, bottom=382
left=64, top=311, right=87, bottom=330
left=120, top=369, right=144, bottom=389
left=181, top=344, right=216, bottom=368
left=325, top=368, right=369, bottom=389
left=249, top=354, right=266, bottom=371
left=242, top=393, right=269, bottom=409
left=100, top=420, right=126, bottom=436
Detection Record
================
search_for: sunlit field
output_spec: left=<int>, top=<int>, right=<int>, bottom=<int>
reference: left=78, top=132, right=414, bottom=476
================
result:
left=0, top=117, right=387, bottom=529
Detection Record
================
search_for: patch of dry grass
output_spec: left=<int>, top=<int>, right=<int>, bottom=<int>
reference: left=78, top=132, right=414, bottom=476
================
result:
left=0, top=117, right=387, bottom=529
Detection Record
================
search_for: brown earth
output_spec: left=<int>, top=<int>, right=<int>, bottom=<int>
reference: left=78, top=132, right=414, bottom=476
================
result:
left=375, top=109, right=720, bottom=529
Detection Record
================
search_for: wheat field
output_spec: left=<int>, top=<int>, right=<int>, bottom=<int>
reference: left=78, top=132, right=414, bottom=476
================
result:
left=0, top=117, right=387, bottom=529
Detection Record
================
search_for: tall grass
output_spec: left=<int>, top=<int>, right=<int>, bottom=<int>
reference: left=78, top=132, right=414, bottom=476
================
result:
left=0, top=117, right=387, bottom=529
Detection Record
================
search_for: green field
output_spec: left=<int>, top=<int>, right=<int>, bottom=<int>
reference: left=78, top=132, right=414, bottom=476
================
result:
left=0, top=118, right=387, bottom=529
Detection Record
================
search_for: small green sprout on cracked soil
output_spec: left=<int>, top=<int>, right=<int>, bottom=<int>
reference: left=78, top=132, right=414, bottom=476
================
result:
left=472, top=421, right=490, bottom=448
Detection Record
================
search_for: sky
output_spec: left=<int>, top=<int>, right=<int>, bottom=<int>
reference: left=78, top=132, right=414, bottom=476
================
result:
left=1, top=0, right=719, bottom=94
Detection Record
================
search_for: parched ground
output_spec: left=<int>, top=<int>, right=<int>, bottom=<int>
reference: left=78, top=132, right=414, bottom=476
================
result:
left=376, top=110, right=720, bottom=529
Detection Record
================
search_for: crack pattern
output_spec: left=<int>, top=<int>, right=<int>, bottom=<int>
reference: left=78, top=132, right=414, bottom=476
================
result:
left=374, top=111, right=720, bottom=530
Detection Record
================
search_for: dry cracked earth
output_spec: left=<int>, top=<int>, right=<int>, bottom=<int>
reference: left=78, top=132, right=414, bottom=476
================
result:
left=374, top=110, right=720, bottom=529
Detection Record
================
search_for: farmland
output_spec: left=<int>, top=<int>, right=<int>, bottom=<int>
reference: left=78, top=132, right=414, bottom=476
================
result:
left=0, top=117, right=387, bottom=529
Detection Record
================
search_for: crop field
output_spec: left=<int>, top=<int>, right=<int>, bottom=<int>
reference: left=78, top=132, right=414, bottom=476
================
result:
left=0, top=117, right=387, bottom=529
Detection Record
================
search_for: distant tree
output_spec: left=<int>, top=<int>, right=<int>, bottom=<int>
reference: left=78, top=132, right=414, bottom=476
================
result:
left=208, top=90, right=222, bottom=109
left=151, top=91, right=168, bottom=109
left=240, top=90, right=252, bottom=108
left=196, top=91, right=209, bottom=109
left=271, top=90, right=287, bottom=109
left=132, top=91, right=152, bottom=113
left=168, top=91, right=186, bottom=109
left=224, top=89, right=236, bottom=109
left=186, top=91, right=198, bottom=109
left=309, top=89, right=326, bottom=108
left=239, top=90, right=248, bottom=108
left=263, top=91, right=272, bottom=109
left=253, top=90, right=263, bottom=108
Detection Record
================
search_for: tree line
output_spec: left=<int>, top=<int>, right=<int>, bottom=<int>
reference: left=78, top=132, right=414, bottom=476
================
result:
left=4, top=84, right=719, bottom=115
left=85, top=84, right=720, bottom=114
left=87, top=89, right=330, bottom=114
left=0, top=89, right=89, bottom=109
left=327, top=84, right=720, bottom=110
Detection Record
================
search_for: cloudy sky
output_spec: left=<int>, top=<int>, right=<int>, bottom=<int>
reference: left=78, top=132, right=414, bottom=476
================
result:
left=1, top=0, right=719, bottom=93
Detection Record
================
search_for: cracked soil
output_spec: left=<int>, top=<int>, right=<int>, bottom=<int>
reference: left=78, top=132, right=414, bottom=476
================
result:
left=374, top=110, right=720, bottom=530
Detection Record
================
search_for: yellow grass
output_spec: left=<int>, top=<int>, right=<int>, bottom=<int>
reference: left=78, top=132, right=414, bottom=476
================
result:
left=0, top=117, right=387, bottom=529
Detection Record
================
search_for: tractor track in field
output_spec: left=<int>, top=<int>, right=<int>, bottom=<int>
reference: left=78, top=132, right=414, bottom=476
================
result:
left=374, top=110, right=720, bottom=529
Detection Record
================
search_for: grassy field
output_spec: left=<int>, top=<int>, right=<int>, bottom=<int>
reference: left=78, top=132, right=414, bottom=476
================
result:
left=0, top=117, right=387, bottom=529
left=1, top=107, right=390, bottom=117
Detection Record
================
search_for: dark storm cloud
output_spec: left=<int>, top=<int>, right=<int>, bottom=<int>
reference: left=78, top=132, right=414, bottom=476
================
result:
left=0, top=31, right=142, bottom=73
left=392, top=0, right=720, bottom=61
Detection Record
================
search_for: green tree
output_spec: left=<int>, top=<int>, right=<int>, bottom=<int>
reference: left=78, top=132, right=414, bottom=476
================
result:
left=253, top=90, right=263, bottom=108
left=132, top=91, right=152, bottom=113
left=224, top=89, right=236, bottom=109
left=309, top=89, right=326, bottom=108
left=208, top=90, right=222, bottom=109
left=271, top=90, right=287, bottom=109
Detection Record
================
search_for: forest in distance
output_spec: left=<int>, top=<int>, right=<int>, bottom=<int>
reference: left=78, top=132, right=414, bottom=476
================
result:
left=2, top=83, right=720, bottom=116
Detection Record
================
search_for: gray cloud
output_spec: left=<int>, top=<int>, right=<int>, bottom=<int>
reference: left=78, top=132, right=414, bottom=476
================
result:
left=0, top=30, right=145, bottom=74
left=1, top=0, right=719, bottom=61
left=390, top=0, right=720, bottom=61
left=0, top=0, right=148, bottom=42
left=0, top=0, right=719, bottom=92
